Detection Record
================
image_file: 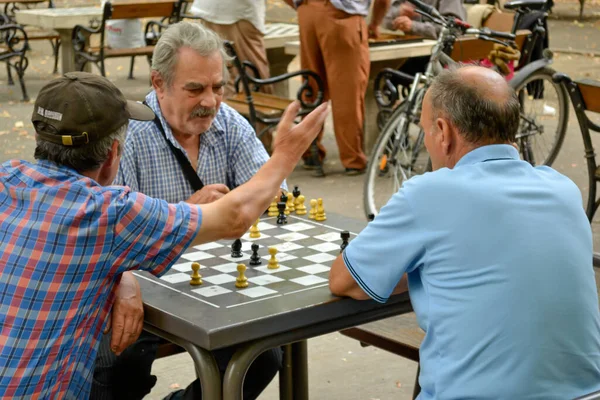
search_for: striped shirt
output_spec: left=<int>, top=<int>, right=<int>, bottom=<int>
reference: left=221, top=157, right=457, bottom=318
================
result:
left=115, top=91, right=286, bottom=202
left=0, top=159, right=201, bottom=399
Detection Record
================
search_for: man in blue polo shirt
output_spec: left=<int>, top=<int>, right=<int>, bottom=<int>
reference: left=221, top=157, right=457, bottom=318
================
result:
left=329, top=65, right=600, bottom=399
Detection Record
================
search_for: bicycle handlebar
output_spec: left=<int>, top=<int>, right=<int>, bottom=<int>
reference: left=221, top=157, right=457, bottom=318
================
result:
left=408, top=0, right=442, bottom=19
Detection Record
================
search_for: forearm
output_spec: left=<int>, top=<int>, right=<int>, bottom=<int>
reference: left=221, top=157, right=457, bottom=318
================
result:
left=371, top=0, right=391, bottom=28
left=193, top=153, right=291, bottom=244
left=410, top=20, right=439, bottom=39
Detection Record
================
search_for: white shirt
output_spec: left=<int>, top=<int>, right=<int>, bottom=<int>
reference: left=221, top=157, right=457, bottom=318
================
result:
left=190, top=0, right=266, bottom=34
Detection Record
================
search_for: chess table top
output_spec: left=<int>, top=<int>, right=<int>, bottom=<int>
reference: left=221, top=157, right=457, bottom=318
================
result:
left=138, top=211, right=411, bottom=350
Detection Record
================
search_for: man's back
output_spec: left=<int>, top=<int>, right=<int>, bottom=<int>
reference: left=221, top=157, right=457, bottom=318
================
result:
left=345, top=145, right=600, bottom=399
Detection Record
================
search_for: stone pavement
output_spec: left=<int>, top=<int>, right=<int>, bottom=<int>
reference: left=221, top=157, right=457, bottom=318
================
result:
left=1, top=8, right=600, bottom=400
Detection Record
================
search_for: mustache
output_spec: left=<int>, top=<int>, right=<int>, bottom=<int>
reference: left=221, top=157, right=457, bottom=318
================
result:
left=191, top=106, right=217, bottom=118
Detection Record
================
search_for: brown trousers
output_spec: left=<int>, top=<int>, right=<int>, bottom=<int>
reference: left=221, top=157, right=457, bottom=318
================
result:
left=298, top=0, right=370, bottom=170
left=199, top=19, right=272, bottom=97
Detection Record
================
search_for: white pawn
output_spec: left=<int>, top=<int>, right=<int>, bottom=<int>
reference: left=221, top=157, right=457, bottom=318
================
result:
left=235, top=264, right=249, bottom=288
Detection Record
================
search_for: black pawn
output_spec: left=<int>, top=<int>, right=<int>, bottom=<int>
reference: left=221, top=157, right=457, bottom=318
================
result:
left=292, top=185, right=301, bottom=199
left=340, top=231, right=350, bottom=253
left=276, top=202, right=287, bottom=225
left=249, top=243, right=262, bottom=266
left=231, top=239, right=243, bottom=258
left=280, top=193, right=288, bottom=204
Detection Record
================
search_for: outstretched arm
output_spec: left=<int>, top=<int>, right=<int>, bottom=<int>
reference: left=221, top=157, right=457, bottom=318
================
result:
left=191, top=101, right=329, bottom=245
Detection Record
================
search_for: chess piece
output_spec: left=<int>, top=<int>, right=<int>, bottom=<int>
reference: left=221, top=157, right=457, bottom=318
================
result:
left=280, top=193, right=288, bottom=215
left=308, top=199, right=317, bottom=220
left=231, top=239, right=243, bottom=258
left=235, top=264, right=249, bottom=288
left=249, top=243, right=262, bottom=266
left=340, top=231, right=350, bottom=253
left=268, top=196, right=278, bottom=217
left=268, top=247, right=280, bottom=270
left=295, top=195, right=307, bottom=215
left=190, top=262, right=203, bottom=286
left=276, top=202, right=287, bottom=224
left=292, top=186, right=301, bottom=206
left=315, top=198, right=327, bottom=221
left=286, top=192, right=295, bottom=213
left=250, top=218, right=260, bottom=238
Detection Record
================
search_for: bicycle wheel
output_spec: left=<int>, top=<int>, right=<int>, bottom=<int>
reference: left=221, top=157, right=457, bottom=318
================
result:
left=511, top=67, right=569, bottom=166
left=363, top=100, right=430, bottom=218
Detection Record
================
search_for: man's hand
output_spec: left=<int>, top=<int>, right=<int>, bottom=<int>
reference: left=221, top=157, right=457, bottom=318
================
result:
left=185, top=184, right=230, bottom=204
left=272, top=101, right=329, bottom=167
left=399, top=3, right=417, bottom=18
left=104, top=272, right=144, bottom=355
left=393, top=16, right=413, bottom=32
left=368, top=23, right=381, bottom=39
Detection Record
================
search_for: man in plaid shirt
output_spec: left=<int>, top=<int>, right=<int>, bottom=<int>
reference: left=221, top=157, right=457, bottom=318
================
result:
left=0, top=71, right=328, bottom=399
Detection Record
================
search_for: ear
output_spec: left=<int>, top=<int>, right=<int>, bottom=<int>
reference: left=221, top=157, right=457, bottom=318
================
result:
left=97, top=139, right=121, bottom=185
left=151, top=71, right=164, bottom=94
left=436, top=117, right=454, bottom=156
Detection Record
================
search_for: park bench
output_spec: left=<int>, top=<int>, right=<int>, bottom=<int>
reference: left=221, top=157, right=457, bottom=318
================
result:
left=222, top=40, right=326, bottom=173
left=71, top=0, right=183, bottom=78
left=0, top=21, right=29, bottom=100
left=553, top=75, right=600, bottom=221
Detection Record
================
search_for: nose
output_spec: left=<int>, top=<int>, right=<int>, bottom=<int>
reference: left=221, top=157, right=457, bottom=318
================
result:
left=198, top=89, right=217, bottom=109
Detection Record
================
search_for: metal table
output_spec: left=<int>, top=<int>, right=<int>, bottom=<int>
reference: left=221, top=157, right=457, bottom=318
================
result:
left=136, top=212, right=412, bottom=400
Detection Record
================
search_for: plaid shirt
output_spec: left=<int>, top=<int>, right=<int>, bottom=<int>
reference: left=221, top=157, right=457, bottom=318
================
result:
left=0, top=159, right=201, bottom=399
left=114, top=91, right=286, bottom=203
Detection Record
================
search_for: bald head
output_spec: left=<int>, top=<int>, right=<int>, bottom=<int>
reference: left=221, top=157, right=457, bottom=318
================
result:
left=426, top=65, right=520, bottom=144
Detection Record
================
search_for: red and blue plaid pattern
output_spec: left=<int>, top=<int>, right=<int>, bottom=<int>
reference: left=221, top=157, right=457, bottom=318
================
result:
left=0, top=159, right=201, bottom=399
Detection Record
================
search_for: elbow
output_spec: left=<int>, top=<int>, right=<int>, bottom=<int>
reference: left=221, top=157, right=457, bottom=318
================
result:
left=329, top=276, right=345, bottom=297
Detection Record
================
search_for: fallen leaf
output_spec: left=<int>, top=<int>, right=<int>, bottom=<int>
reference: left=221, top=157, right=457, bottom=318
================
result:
left=5, top=150, right=20, bottom=154
left=169, top=383, right=180, bottom=389
left=117, top=65, right=123, bottom=71
left=0, top=131, right=9, bottom=135
left=347, top=351, right=353, bottom=354
left=341, top=357, right=347, bottom=362
left=14, top=121, right=24, bottom=128
left=19, top=130, right=28, bottom=136
left=0, top=110, right=11, bottom=118
left=396, top=381, right=402, bottom=388
left=572, top=163, right=578, bottom=167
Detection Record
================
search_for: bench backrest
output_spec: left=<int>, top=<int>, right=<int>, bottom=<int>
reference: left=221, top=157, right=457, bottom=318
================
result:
left=482, top=10, right=515, bottom=31
left=576, top=79, right=600, bottom=114
left=103, top=0, right=180, bottom=21
left=450, top=29, right=528, bottom=62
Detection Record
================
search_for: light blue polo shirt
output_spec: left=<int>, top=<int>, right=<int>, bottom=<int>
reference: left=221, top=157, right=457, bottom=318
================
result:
left=344, top=144, right=600, bottom=399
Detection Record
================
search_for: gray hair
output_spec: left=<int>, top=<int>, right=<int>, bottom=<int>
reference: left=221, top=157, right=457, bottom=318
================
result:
left=34, top=123, right=127, bottom=173
left=427, top=66, right=520, bottom=144
left=152, top=21, right=230, bottom=87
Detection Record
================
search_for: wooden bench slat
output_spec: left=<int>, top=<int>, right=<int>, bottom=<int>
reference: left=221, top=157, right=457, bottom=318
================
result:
left=576, top=79, right=600, bottom=114
left=224, top=99, right=284, bottom=118
left=109, top=1, right=176, bottom=19
left=104, top=45, right=154, bottom=57
left=228, top=92, right=293, bottom=111
left=23, top=27, right=59, bottom=40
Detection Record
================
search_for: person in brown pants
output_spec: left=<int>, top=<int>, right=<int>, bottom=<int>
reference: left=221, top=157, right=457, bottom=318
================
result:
left=285, top=0, right=390, bottom=175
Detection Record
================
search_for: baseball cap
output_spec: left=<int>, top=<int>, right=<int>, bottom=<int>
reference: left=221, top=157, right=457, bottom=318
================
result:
left=32, top=71, right=155, bottom=146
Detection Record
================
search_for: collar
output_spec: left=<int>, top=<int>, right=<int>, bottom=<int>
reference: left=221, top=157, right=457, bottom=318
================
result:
left=144, top=90, right=225, bottom=150
left=455, top=144, right=520, bottom=168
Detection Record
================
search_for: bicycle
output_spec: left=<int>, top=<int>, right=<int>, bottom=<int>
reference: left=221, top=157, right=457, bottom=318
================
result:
left=363, top=0, right=569, bottom=218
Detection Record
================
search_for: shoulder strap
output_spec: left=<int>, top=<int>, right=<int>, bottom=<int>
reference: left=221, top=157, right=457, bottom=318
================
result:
left=143, top=101, right=204, bottom=192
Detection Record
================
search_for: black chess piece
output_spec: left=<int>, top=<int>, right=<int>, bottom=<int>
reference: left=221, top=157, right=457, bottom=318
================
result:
left=276, top=202, right=287, bottom=225
left=340, top=231, right=350, bottom=253
left=249, top=243, right=262, bottom=266
left=280, top=193, right=288, bottom=204
left=231, top=238, right=243, bottom=258
left=293, top=185, right=301, bottom=199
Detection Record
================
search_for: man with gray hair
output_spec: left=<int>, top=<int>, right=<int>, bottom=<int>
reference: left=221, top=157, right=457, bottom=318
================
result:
left=92, top=21, right=287, bottom=400
left=329, top=65, right=600, bottom=398
left=0, top=71, right=328, bottom=399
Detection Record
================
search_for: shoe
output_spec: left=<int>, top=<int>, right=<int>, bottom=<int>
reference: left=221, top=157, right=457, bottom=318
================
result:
left=345, top=168, right=365, bottom=176
left=302, top=158, right=321, bottom=170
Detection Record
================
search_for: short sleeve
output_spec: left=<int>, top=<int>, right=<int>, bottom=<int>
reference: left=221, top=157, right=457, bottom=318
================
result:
left=111, top=192, right=202, bottom=276
left=343, top=188, right=426, bottom=303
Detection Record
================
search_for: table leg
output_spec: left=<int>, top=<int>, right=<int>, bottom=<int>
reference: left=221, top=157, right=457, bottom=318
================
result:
left=223, top=341, right=279, bottom=400
left=143, top=324, right=222, bottom=399
left=291, top=340, right=309, bottom=400
left=57, top=28, right=91, bottom=73
left=279, top=344, right=294, bottom=400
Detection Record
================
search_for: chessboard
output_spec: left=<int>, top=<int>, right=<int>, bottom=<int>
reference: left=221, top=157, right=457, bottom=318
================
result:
left=134, top=214, right=357, bottom=310
left=368, top=33, right=424, bottom=47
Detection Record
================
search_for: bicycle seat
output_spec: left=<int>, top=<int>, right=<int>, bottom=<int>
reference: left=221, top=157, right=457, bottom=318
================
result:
left=504, top=0, right=548, bottom=10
